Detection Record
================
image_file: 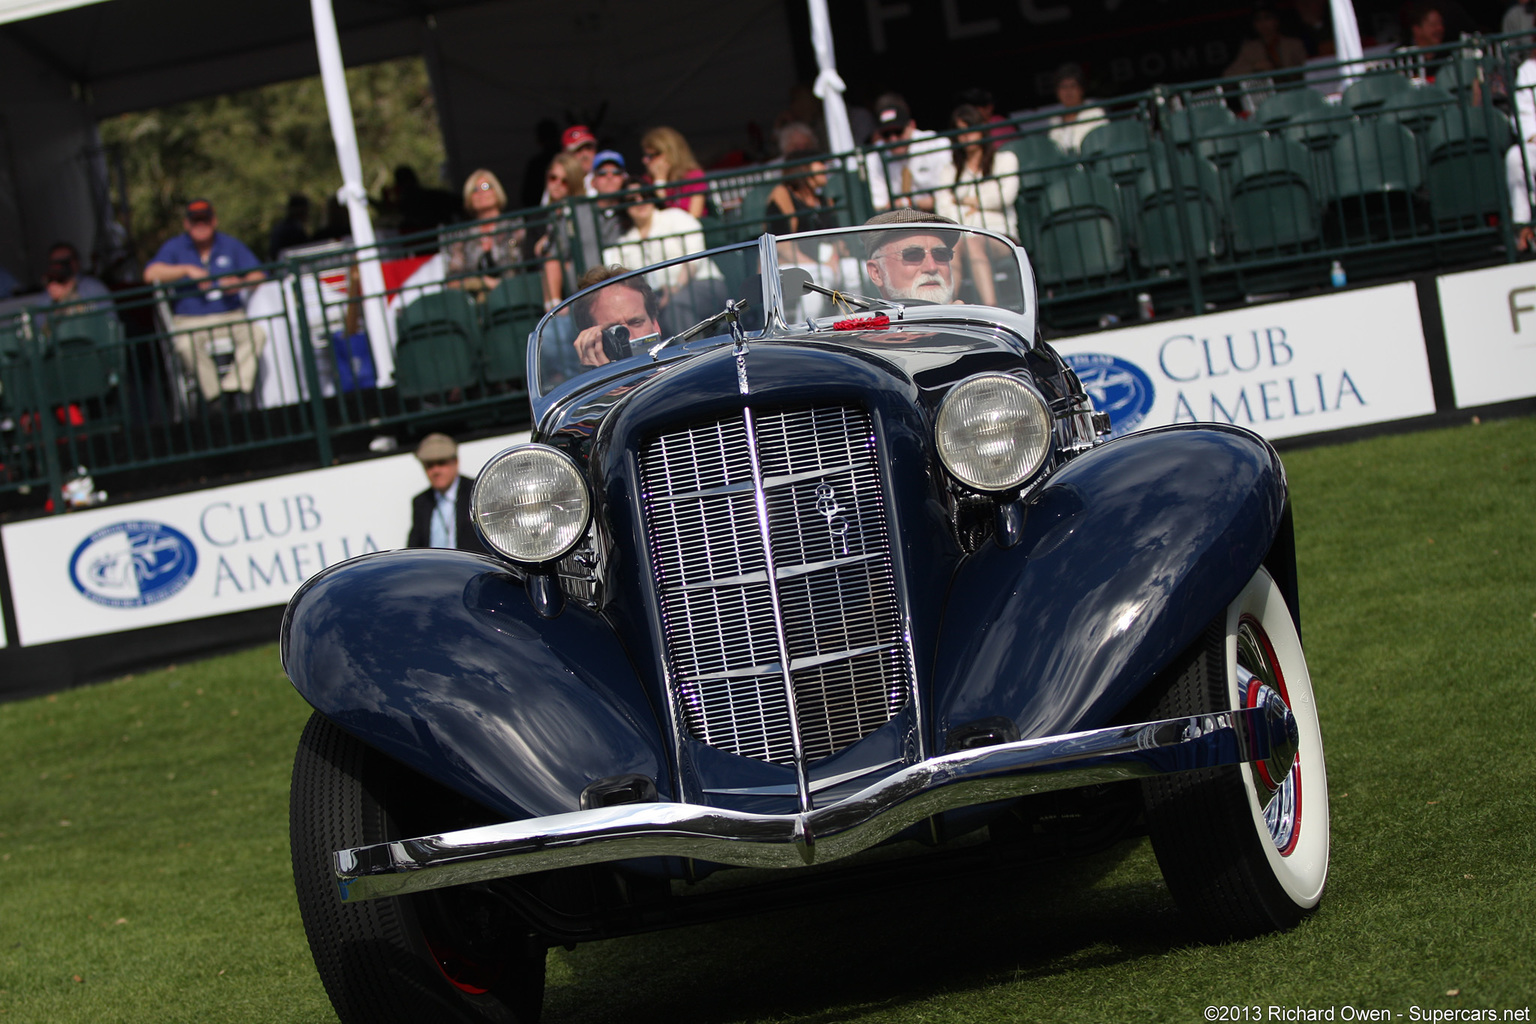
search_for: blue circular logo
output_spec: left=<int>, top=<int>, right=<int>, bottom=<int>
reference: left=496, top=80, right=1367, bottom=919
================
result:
left=1063, top=352, right=1156, bottom=438
left=69, top=520, right=199, bottom=608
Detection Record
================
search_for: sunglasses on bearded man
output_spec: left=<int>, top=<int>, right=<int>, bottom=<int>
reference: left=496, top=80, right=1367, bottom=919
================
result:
left=880, top=245, right=955, bottom=264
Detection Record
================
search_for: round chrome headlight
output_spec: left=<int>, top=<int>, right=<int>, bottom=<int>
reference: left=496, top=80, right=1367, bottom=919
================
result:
left=472, top=444, right=591, bottom=564
left=936, top=373, right=1053, bottom=492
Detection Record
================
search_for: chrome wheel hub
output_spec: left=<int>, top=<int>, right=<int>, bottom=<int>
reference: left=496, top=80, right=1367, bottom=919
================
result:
left=1238, top=618, right=1302, bottom=855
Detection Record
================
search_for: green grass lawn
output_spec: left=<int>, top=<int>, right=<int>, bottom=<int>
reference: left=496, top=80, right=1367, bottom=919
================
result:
left=2, top=416, right=1533, bottom=1023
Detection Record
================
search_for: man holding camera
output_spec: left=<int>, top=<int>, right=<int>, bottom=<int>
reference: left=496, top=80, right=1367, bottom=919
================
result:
left=32, top=242, right=111, bottom=330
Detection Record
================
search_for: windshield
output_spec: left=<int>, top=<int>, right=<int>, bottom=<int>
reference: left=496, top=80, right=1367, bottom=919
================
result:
left=530, top=224, right=1031, bottom=401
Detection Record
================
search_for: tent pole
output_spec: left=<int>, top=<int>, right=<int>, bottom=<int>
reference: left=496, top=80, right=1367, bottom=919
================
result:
left=806, top=0, right=855, bottom=154
left=1330, top=0, right=1365, bottom=89
left=310, top=0, right=395, bottom=387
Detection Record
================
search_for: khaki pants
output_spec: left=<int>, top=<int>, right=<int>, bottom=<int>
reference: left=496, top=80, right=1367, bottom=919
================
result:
left=170, top=310, right=266, bottom=402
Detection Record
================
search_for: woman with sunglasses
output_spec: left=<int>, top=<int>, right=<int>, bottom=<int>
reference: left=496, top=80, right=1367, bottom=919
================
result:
left=444, top=169, right=523, bottom=295
left=935, top=104, right=1020, bottom=242
left=639, top=127, right=708, bottom=219
left=533, top=153, right=586, bottom=310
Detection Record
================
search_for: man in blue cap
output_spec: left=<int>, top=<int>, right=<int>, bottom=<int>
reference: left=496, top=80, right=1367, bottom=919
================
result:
left=144, top=199, right=266, bottom=405
left=590, top=149, right=631, bottom=246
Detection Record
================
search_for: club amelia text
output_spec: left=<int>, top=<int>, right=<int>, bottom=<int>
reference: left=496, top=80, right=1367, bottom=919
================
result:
left=198, top=492, right=381, bottom=597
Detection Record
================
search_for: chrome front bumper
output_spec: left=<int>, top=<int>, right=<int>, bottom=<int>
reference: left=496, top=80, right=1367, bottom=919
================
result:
left=335, top=703, right=1296, bottom=902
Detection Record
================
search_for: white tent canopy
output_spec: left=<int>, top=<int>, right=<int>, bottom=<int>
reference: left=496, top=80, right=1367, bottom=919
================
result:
left=0, top=0, right=106, bottom=25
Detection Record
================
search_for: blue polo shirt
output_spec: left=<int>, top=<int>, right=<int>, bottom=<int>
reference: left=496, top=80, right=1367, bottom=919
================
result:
left=149, top=231, right=260, bottom=316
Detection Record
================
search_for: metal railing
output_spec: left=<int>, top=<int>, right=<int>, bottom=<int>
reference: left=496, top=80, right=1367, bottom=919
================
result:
left=3, top=33, right=1533, bottom=515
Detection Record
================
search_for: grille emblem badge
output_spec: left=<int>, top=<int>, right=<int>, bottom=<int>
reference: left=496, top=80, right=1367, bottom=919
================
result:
left=814, top=482, right=850, bottom=554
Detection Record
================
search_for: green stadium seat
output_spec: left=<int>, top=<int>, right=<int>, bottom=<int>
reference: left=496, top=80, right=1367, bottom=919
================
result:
left=733, top=182, right=779, bottom=242
left=481, top=274, right=542, bottom=387
left=700, top=210, right=742, bottom=251
left=43, top=310, right=125, bottom=407
left=1033, top=168, right=1126, bottom=285
left=1080, top=121, right=1158, bottom=246
left=1006, top=133, right=1066, bottom=167
left=1380, top=83, right=1453, bottom=134
left=1436, top=56, right=1484, bottom=98
left=1167, top=103, right=1238, bottom=144
left=1080, top=118, right=1156, bottom=185
left=1134, top=151, right=1227, bottom=270
left=393, top=290, right=481, bottom=401
left=1424, top=106, right=1516, bottom=229
left=1195, top=119, right=1263, bottom=172
left=1255, top=87, right=1333, bottom=126
left=1011, top=133, right=1078, bottom=249
left=821, top=168, right=873, bottom=225
left=1326, top=120, right=1428, bottom=244
left=1283, top=108, right=1353, bottom=203
left=1228, top=136, right=1322, bottom=255
left=1343, top=72, right=1412, bottom=113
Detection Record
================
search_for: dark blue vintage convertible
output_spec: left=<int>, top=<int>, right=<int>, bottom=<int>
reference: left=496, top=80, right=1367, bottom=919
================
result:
left=283, top=219, right=1328, bottom=1023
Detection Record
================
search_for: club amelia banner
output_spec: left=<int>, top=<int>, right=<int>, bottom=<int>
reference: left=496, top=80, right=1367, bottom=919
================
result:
left=1435, top=262, right=1536, bottom=409
left=1049, top=282, right=1436, bottom=441
left=1, top=431, right=529, bottom=647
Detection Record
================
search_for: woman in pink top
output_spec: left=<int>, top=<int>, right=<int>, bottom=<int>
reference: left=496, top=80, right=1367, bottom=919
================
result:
left=641, top=126, right=708, bottom=219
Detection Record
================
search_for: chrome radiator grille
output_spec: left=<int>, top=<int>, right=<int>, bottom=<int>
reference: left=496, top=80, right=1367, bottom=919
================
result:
left=640, top=406, right=909, bottom=766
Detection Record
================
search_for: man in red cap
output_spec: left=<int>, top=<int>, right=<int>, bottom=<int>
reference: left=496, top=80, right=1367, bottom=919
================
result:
left=562, top=124, right=599, bottom=195
left=144, top=199, right=266, bottom=406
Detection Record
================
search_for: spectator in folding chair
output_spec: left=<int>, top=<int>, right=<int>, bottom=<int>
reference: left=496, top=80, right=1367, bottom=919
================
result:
left=144, top=199, right=265, bottom=405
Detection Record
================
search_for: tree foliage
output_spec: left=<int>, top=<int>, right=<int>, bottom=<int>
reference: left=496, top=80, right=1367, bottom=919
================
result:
left=99, top=57, right=446, bottom=264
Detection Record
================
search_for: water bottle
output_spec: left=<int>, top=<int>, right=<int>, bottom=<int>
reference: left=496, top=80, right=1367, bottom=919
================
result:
left=1329, top=261, right=1346, bottom=288
left=1137, top=292, right=1154, bottom=320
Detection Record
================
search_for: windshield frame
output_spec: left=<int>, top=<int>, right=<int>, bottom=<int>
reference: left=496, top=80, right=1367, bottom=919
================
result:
left=528, top=238, right=769, bottom=414
left=527, top=224, right=1037, bottom=426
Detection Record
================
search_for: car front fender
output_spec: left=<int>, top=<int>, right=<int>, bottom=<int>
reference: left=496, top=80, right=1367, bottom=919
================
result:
left=281, top=549, right=669, bottom=820
left=933, top=423, right=1290, bottom=744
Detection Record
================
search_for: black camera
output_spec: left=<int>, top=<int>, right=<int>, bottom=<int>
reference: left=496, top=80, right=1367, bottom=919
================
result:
left=601, top=324, right=632, bottom=362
